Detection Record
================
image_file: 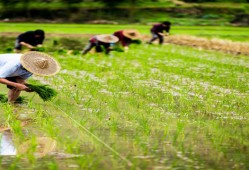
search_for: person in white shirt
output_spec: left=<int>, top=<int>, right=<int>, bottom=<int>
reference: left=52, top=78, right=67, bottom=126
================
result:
left=0, top=51, right=60, bottom=103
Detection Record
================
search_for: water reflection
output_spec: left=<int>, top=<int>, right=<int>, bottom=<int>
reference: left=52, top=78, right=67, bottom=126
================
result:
left=0, top=132, right=16, bottom=156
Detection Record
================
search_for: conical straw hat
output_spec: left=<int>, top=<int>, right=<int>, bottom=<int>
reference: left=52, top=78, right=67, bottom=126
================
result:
left=96, top=34, right=119, bottom=43
left=20, top=51, right=60, bottom=76
left=0, top=121, right=29, bottom=132
left=18, top=137, right=56, bottom=158
left=123, top=29, right=141, bottom=40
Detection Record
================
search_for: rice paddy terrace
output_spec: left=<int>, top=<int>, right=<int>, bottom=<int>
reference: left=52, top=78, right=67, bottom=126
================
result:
left=0, top=24, right=249, bottom=169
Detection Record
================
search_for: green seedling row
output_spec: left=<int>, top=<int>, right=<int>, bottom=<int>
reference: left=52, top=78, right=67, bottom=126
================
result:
left=0, top=25, right=249, bottom=170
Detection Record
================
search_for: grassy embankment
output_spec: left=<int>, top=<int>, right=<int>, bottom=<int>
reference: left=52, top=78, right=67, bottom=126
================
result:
left=0, top=24, right=249, bottom=169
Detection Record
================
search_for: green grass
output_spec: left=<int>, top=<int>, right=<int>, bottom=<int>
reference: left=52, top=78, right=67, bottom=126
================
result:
left=0, top=25, right=249, bottom=169
left=1, top=23, right=249, bottom=42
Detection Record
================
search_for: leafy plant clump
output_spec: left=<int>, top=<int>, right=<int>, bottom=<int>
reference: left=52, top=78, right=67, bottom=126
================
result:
left=0, top=94, right=27, bottom=103
left=0, top=93, right=8, bottom=103
left=31, top=46, right=46, bottom=52
left=112, top=47, right=124, bottom=52
left=27, top=84, right=58, bottom=101
left=15, top=96, right=28, bottom=104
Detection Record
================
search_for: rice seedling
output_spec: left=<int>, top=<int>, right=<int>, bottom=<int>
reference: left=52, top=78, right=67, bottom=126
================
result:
left=15, top=96, right=28, bottom=104
left=0, top=93, right=8, bottom=103
left=26, top=84, right=58, bottom=102
left=1, top=25, right=249, bottom=170
left=0, top=93, right=27, bottom=104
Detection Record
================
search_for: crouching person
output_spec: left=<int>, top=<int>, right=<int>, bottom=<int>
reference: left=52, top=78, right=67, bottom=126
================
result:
left=14, top=29, right=45, bottom=53
left=113, top=29, right=141, bottom=52
left=0, top=51, right=60, bottom=103
left=148, top=21, right=171, bottom=45
left=82, top=34, right=119, bottom=55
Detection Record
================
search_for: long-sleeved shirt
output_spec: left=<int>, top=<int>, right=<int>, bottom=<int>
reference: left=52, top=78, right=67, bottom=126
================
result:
left=0, top=54, right=32, bottom=79
left=113, top=30, right=131, bottom=47
left=16, top=31, right=44, bottom=46
left=151, top=24, right=170, bottom=34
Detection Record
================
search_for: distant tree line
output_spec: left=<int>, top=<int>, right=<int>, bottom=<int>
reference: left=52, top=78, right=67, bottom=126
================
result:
left=0, top=0, right=146, bottom=7
left=1, top=0, right=248, bottom=8
left=182, top=0, right=248, bottom=2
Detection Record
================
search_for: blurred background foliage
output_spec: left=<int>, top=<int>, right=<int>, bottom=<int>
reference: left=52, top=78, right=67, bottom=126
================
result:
left=0, top=0, right=248, bottom=25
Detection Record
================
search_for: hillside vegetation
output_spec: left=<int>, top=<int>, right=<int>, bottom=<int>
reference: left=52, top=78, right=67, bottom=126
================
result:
left=0, top=0, right=249, bottom=25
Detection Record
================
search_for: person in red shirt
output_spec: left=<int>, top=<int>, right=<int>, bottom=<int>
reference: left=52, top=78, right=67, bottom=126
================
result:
left=148, top=21, right=171, bottom=45
left=82, top=34, right=119, bottom=55
left=113, top=29, right=141, bottom=51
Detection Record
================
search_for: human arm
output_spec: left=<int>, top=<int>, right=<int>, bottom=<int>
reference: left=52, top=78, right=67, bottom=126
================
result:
left=20, top=42, right=35, bottom=49
left=0, top=78, right=32, bottom=92
left=164, top=26, right=170, bottom=35
left=158, top=32, right=169, bottom=36
left=124, top=46, right=129, bottom=52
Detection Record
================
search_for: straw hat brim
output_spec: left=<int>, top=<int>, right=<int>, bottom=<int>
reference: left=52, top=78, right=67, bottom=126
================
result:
left=96, top=34, right=119, bottom=43
left=123, top=29, right=141, bottom=40
left=20, top=51, right=60, bottom=76
left=0, top=121, right=29, bottom=132
left=18, top=137, right=57, bottom=158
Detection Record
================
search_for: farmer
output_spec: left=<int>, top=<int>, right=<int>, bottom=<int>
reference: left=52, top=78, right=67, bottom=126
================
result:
left=0, top=51, right=60, bottom=103
left=14, top=29, right=45, bottom=52
left=82, top=34, right=119, bottom=55
left=148, top=21, right=171, bottom=45
left=113, top=29, right=141, bottom=51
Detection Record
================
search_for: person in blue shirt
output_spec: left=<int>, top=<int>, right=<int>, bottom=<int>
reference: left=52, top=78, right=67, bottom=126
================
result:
left=0, top=51, right=60, bottom=103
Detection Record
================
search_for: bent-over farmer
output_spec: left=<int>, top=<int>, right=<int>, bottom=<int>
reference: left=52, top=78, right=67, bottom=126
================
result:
left=82, top=34, right=119, bottom=55
left=14, top=29, right=45, bottom=53
left=113, top=29, right=141, bottom=51
left=148, top=21, right=171, bottom=45
left=0, top=51, right=60, bottom=103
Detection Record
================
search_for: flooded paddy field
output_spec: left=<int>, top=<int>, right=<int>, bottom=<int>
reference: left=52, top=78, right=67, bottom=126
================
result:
left=0, top=26, right=249, bottom=169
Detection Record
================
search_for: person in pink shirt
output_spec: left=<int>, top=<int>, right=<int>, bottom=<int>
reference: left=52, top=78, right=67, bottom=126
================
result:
left=113, top=29, right=141, bottom=51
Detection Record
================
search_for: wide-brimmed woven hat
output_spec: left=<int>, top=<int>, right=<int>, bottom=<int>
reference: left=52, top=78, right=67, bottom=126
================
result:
left=96, top=34, right=119, bottom=43
left=123, top=29, right=141, bottom=40
left=20, top=51, right=60, bottom=76
left=18, top=137, right=57, bottom=158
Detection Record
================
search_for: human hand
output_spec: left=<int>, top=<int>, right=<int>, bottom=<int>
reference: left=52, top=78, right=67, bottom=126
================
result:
left=15, top=84, right=32, bottom=92
left=28, top=45, right=35, bottom=49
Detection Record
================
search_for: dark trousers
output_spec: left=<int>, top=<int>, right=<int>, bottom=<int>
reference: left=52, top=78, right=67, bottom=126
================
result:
left=6, top=77, right=17, bottom=89
left=82, top=42, right=109, bottom=55
left=148, top=31, right=164, bottom=45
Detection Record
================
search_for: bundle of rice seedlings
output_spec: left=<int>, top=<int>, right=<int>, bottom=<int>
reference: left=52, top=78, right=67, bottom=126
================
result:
left=0, top=93, right=27, bottom=103
left=31, top=46, right=45, bottom=52
left=112, top=47, right=124, bottom=52
left=15, top=96, right=28, bottom=104
left=26, top=84, right=57, bottom=101
left=131, top=39, right=142, bottom=44
left=0, top=93, right=8, bottom=103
